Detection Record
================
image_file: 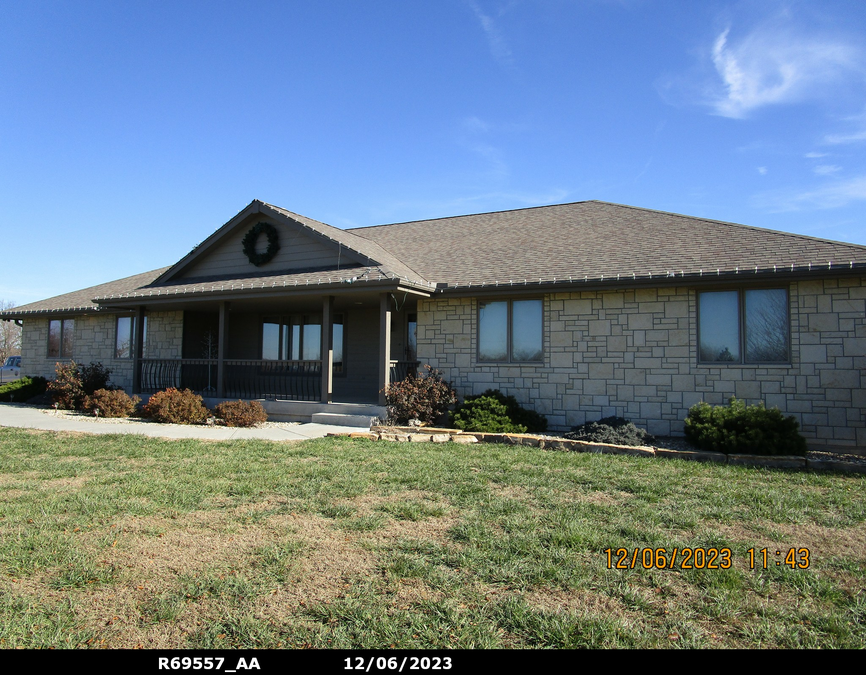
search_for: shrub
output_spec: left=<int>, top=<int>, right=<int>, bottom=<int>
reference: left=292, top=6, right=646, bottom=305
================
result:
left=142, top=388, right=209, bottom=425
left=47, top=362, right=85, bottom=409
left=451, top=389, right=548, bottom=434
left=47, top=361, right=113, bottom=410
left=213, top=400, right=268, bottom=427
left=79, top=362, right=112, bottom=395
left=564, top=416, right=655, bottom=447
left=385, top=365, right=458, bottom=425
left=0, top=376, right=48, bottom=403
left=684, top=397, right=807, bottom=457
left=81, top=389, right=140, bottom=418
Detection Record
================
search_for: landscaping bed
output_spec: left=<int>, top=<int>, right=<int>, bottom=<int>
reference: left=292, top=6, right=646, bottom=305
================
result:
left=350, top=426, right=866, bottom=474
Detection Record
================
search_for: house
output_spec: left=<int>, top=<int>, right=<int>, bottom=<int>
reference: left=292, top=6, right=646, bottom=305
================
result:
left=2, top=199, right=865, bottom=449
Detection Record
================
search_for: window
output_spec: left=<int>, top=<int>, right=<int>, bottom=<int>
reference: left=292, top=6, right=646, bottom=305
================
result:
left=406, top=313, right=417, bottom=361
left=115, top=315, right=147, bottom=359
left=262, top=314, right=344, bottom=372
left=698, top=288, right=789, bottom=363
left=478, top=299, right=543, bottom=362
left=48, top=319, right=74, bottom=358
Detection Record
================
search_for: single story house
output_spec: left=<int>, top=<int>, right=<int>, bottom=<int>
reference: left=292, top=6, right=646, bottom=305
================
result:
left=2, top=199, right=865, bottom=449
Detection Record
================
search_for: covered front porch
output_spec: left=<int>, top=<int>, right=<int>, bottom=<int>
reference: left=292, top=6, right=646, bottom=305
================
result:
left=127, top=289, right=421, bottom=406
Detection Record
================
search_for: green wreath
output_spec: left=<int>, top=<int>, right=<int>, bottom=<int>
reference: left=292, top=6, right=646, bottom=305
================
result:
left=242, top=222, right=280, bottom=266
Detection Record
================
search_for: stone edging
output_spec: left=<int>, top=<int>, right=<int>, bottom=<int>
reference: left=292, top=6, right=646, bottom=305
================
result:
left=321, top=426, right=866, bottom=474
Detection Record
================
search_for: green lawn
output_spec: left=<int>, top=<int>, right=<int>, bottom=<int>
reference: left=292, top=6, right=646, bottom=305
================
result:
left=0, top=427, right=864, bottom=649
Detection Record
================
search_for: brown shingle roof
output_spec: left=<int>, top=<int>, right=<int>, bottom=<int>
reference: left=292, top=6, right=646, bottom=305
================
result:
left=1, top=268, right=170, bottom=318
left=350, top=200, right=866, bottom=288
left=4, top=200, right=866, bottom=317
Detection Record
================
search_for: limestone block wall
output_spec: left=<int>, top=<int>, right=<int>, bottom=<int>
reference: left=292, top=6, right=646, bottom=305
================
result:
left=143, top=311, right=183, bottom=359
left=20, top=310, right=184, bottom=392
left=417, top=277, right=865, bottom=450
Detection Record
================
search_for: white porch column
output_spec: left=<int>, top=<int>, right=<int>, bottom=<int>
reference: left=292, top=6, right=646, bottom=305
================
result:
left=320, top=295, right=334, bottom=403
left=217, top=301, right=229, bottom=398
left=378, top=292, right=392, bottom=406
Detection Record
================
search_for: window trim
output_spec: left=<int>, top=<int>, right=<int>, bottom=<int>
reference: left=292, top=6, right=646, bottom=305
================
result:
left=47, top=318, right=75, bottom=358
left=696, top=286, right=791, bottom=366
left=476, top=297, right=544, bottom=364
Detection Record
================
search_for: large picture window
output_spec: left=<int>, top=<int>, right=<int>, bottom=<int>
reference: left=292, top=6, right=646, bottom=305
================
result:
left=262, top=314, right=344, bottom=372
left=698, top=288, right=789, bottom=364
left=48, top=319, right=74, bottom=358
left=478, top=299, right=543, bottom=363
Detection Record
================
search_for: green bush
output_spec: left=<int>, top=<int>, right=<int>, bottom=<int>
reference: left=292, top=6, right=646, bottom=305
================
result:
left=81, top=389, right=140, bottom=418
left=451, top=389, right=547, bottom=434
left=565, top=416, right=655, bottom=447
left=386, top=366, right=458, bottom=425
left=0, top=376, right=48, bottom=402
left=213, top=400, right=268, bottom=427
left=684, top=397, right=807, bottom=456
left=47, top=361, right=112, bottom=410
left=142, top=388, right=209, bottom=425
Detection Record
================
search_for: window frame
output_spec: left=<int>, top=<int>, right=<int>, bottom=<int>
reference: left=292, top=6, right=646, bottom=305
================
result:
left=476, top=297, right=544, bottom=364
left=696, top=286, right=791, bottom=366
left=261, top=313, right=346, bottom=374
left=47, top=318, right=75, bottom=358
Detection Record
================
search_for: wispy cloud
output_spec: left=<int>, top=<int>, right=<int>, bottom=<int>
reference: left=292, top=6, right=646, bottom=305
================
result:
left=466, top=1, right=516, bottom=67
left=805, top=151, right=829, bottom=158
left=751, top=175, right=866, bottom=212
left=813, top=164, right=842, bottom=175
left=825, top=130, right=866, bottom=144
left=707, top=25, right=861, bottom=118
left=757, top=166, right=768, bottom=175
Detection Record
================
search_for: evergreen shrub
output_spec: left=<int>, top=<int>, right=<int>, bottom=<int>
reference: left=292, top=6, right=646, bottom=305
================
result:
left=451, top=389, right=547, bottom=433
left=684, top=397, right=807, bottom=456
left=564, top=416, right=655, bottom=447
left=0, top=376, right=48, bottom=402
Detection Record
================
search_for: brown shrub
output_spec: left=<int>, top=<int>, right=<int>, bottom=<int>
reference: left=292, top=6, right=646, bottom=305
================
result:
left=385, top=365, right=457, bottom=425
left=47, top=361, right=113, bottom=410
left=81, top=389, right=141, bottom=418
left=213, top=400, right=268, bottom=427
left=142, top=388, right=209, bottom=425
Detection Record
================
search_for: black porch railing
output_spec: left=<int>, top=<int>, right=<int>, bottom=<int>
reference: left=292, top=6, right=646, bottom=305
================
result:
left=139, top=359, right=321, bottom=401
left=390, top=360, right=419, bottom=383
left=139, top=358, right=418, bottom=401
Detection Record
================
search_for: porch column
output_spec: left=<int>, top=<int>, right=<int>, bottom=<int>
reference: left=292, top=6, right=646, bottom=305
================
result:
left=217, top=301, right=228, bottom=398
left=320, top=295, right=334, bottom=403
left=378, top=292, right=391, bottom=406
left=131, top=305, right=145, bottom=394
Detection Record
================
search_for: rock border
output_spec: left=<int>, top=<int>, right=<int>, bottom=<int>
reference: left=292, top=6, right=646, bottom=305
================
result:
left=322, top=426, right=866, bottom=475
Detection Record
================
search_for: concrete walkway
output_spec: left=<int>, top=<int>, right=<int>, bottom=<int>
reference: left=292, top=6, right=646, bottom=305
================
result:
left=0, top=403, right=361, bottom=442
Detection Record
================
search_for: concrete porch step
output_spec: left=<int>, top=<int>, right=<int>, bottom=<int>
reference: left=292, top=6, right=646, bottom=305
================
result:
left=202, top=397, right=386, bottom=425
left=311, top=412, right=380, bottom=428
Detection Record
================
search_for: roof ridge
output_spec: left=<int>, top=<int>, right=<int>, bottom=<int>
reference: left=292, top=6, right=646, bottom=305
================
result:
left=347, top=200, right=596, bottom=232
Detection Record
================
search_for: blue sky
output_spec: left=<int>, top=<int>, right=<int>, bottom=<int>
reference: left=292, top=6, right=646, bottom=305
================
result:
left=2, top=0, right=866, bottom=304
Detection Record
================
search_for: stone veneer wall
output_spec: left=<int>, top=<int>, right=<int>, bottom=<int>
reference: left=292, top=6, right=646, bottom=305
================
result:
left=20, top=311, right=183, bottom=392
left=416, top=277, right=865, bottom=450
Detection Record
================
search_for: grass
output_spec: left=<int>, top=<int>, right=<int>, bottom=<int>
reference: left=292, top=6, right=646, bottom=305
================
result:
left=0, top=426, right=864, bottom=649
